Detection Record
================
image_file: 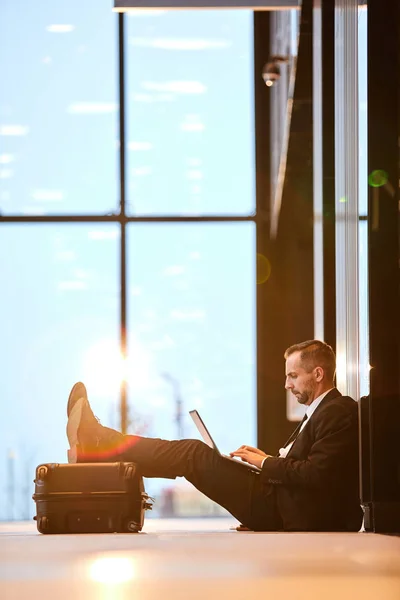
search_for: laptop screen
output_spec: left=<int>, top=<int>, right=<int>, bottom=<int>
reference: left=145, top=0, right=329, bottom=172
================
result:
left=189, top=410, right=220, bottom=454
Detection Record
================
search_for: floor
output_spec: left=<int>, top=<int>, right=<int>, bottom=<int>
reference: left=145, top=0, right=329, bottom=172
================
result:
left=1, top=519, right=400, bottom=600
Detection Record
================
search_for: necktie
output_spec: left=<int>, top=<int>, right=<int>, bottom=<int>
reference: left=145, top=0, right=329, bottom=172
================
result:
left=281, top=413, right=308, bottom=449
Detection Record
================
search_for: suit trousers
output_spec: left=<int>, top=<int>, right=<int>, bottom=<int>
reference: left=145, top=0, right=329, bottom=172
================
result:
left=121, top=435, right=282, bottom=531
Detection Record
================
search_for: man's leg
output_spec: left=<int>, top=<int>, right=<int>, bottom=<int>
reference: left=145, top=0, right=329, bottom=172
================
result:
left=114, top=435, right=281, bottom=531
left=66, top=383, right=281, bottom=531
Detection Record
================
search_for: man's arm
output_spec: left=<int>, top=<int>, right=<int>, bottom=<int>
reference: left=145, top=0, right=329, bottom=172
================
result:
left=259, top=403, right=358, bottom=488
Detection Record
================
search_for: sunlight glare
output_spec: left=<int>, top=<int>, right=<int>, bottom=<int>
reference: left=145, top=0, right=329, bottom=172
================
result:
left=82, top=338, right=152, bottom=397
left=88, top=555, right=136, bottom=584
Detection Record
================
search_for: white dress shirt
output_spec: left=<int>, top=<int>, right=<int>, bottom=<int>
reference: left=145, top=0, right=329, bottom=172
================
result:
left=261, top=388, right=334, bottom=466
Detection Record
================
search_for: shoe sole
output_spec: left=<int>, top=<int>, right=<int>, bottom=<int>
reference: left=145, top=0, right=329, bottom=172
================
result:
left=67, top=382, right=87, bottom=417
left=66, top=397, right=84, bottom=464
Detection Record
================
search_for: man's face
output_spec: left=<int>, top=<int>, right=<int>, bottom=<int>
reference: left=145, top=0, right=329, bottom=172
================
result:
left=285, top=351, right=317, bottom=406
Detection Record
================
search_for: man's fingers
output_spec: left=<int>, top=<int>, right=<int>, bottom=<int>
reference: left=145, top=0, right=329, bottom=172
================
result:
left=231, top=451, right=250, bottom=462
left=230, top=446, right=247, bottom=455
left=231, top=450, right=249, bottom=459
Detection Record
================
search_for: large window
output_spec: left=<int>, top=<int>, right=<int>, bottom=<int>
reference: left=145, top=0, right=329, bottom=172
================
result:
left=0, top=0, right=118, bottom=215
left=0, top=4, right=256, bottom=520
left=126, top=10, right=255, bottom=216
left=0, top=225, right=119, bottom=520
left=127, top=223, right=256, bottom=512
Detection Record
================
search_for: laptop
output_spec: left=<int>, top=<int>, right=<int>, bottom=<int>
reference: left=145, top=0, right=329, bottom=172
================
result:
left=189, top=409, right=261, bottom=473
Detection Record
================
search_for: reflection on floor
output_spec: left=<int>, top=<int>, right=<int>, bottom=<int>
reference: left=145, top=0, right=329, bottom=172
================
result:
left=1, top=519, right=400, bottom=600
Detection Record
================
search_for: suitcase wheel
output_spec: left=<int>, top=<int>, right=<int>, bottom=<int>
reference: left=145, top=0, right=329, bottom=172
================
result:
left=37, top=516, right=50, bottom=534
left=125, top=520, right=140, bottom=533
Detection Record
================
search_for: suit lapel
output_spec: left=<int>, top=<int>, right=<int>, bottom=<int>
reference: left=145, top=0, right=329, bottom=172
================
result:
left=282, top=388, right=342, bottom=457
left=311, top=387, right=342, bottom=418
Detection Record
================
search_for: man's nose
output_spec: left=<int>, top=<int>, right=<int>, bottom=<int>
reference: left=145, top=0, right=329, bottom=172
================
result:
left=285, top=379, right=292, bottom=390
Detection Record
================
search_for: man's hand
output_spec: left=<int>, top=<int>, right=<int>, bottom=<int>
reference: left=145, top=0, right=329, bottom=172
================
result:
left=229, top=445, right=272, bottom=469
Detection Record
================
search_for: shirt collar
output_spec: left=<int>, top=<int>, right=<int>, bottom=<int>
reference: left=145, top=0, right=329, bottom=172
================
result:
left=305, top=388, right=334, bottom=420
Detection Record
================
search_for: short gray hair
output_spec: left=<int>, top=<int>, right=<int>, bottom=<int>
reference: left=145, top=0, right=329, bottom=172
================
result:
left=284, top=340, right=336, bottom=381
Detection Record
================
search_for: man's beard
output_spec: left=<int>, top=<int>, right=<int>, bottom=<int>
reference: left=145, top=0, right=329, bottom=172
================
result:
left=294, top=387, right=314, bottom=405
left=296, top=391, right=310, bottom=405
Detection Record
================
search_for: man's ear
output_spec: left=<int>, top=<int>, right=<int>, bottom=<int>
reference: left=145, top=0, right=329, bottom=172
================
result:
left=314, top=367, right=324, bottom=382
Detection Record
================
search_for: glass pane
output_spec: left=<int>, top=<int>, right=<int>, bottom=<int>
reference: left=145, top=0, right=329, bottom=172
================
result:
left=359, top=220, right=369, bottom=397
left=358, top=6, right=368, bottom=217
left=127, top=223, right=256, bottom=516
left=0, top=1, right=118, bottom=216
left=358, top=6, right=369, bottom=396
left=0, top=224, right=119, bottom=520
left=126, top=11, right=255, bottom=216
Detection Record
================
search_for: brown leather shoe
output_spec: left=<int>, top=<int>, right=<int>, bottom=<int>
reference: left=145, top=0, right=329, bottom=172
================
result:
left=66, top=382, right=125, bottom=463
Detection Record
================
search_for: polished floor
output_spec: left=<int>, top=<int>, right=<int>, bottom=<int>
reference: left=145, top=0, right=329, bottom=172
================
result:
left=1, top=519, right=400, bottom=600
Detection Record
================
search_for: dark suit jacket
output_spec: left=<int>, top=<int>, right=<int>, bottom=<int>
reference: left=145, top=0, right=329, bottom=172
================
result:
left=260, top=388, right=363, bottom=531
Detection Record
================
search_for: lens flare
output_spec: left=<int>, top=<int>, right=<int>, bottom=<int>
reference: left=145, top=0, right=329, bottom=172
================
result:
left=257, top=254, right=272, bottom=284
left=368, top=170, right=388, bottom=188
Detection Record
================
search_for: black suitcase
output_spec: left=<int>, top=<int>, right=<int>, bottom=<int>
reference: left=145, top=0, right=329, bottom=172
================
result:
left=32, top=462, right=153, bottom=534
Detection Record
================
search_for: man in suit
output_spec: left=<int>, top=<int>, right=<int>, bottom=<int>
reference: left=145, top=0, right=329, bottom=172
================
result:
left=66, top=339, right=362, bottom=531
